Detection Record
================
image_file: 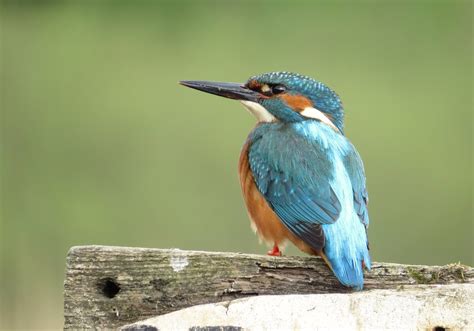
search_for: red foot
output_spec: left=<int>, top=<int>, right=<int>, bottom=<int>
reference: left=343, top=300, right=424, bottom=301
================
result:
left=267, top=244, right=282, bottom=256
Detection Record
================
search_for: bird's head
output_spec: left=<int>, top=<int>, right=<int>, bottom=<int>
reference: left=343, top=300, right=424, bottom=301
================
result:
left=180, top=71, right=344, bottom=133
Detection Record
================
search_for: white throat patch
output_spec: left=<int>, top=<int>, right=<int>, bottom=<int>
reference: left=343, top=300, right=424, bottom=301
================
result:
left=240, top=101, right=277, bottom=123
left=300, top=107, right=339, bottom=132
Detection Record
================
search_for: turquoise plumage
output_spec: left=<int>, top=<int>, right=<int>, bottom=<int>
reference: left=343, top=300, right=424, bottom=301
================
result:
left=180, top=72, right=371, bottom=289
left=248, top=121, right=370, bottom=289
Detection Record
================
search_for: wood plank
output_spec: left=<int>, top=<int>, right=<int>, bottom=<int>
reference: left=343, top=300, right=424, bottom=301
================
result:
left=64, top=245, right=473, bottom=329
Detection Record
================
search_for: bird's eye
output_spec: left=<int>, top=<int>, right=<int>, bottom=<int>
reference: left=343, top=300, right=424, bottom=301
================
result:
left=271, top=85, right=286, bottom=94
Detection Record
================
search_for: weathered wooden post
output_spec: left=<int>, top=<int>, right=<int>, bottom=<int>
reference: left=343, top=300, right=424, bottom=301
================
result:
left=64, top=245, right=473, bottom=330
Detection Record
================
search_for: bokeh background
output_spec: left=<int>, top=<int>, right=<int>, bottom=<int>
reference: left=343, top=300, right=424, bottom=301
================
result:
left=1, top=0, right=472, bottom=329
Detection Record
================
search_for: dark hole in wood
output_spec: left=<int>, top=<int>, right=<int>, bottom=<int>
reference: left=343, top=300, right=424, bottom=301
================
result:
left=433, top=327, right=446, bottom=331
left=98, top=278, right=121, bottom=298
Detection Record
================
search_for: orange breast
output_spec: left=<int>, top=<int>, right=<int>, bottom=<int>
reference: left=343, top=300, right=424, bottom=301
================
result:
left=238, top=140, right=319, bottom=255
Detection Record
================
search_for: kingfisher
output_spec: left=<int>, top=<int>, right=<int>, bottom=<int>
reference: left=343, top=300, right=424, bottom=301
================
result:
left=180, top=72, right=371, bottom=290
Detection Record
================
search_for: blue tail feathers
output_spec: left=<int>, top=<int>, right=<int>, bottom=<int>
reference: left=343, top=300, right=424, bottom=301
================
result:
left=322, top=213, right=371, bottom=290
left=329, top=253, right=371, bottom=290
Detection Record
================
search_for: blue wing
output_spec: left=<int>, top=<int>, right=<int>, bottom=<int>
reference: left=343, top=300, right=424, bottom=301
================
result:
left=248, top=123, right=342, bottom=251
left=248, top=122, right=371, bottom=289
left=343, top=149, right=370, bottom=227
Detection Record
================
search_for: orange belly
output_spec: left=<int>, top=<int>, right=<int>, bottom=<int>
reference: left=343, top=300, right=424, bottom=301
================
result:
left=238, top=140, right=319, bottom=255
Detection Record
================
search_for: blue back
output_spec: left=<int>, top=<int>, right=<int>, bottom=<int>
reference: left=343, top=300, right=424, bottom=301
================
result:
left=248, top=120, right=370, bottom=289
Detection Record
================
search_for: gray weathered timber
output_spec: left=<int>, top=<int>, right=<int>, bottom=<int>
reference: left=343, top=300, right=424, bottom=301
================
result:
left=64, top=245, right=473, bottom=330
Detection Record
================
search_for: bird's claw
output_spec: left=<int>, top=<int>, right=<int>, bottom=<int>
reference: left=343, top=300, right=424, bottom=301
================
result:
left=267, top=244, right=282, bottom=256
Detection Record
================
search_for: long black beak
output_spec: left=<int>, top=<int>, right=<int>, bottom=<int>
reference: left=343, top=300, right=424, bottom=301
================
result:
left=179, top=80, right=259, bottom=102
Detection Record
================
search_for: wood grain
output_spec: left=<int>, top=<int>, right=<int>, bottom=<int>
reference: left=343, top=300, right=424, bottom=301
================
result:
left=64, top=245, right=473, bottom=329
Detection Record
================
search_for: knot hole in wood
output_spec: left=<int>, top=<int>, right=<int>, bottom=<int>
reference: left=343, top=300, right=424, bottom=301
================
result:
left=97, top=277, right=121, bottom=298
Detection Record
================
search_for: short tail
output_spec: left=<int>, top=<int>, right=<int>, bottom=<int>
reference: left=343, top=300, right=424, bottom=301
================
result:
left=321, top=214, right=371, bottom=290
left=321, top=245, right=371, bottom=290
left=330, top=254, right=370, bottom=290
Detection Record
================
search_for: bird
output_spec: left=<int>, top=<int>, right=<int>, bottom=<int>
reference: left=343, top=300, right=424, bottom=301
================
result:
left=180, top=72, right=371, bottom=290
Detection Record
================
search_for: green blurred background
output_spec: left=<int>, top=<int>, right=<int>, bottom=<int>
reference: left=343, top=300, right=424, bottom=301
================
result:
left=0, top=0, right=472, bottom=329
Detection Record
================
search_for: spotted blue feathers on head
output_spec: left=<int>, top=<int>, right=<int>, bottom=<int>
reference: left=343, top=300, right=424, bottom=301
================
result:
left=247, top=72, right=345, bottom=133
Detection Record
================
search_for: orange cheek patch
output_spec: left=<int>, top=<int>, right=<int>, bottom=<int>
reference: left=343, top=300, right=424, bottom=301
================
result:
left=280, top=94, right=313, bottom=111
